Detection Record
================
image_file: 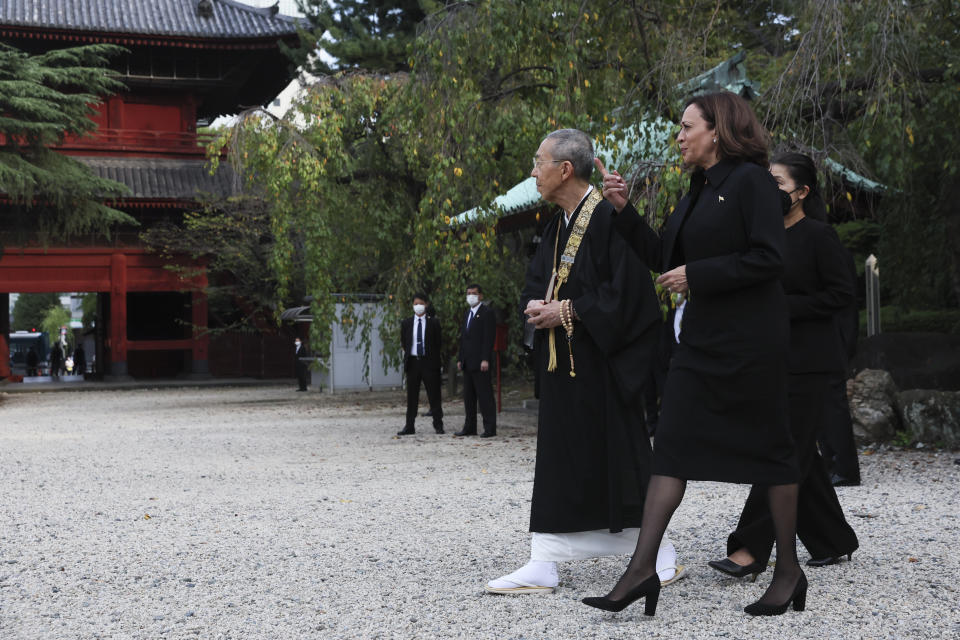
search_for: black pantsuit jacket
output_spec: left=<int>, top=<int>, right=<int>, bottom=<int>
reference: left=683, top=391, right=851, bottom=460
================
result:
left=614, top=159, right=795, bottom=484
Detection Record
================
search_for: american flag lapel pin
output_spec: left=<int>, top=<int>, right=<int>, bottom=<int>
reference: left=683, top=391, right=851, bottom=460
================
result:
left=718, top=195, right=725, bottom=203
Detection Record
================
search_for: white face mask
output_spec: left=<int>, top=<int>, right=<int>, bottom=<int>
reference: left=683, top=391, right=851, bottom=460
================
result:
left=413, top=304, right=426, bottom=316
left=466, top=294, right=479, bottom=307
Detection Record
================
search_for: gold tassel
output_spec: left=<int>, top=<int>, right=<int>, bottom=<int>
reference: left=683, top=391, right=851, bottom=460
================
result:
left=547, top=327, right=558, bottom=372
left=546, top=277, right=565, bottom=373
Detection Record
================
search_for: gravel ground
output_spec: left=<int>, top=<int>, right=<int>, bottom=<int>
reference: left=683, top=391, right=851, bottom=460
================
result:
left=1, top=386, right=958, bottom=640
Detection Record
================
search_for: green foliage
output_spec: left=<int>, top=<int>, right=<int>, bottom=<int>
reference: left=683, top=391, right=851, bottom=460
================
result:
left=0, top=43, right=134, bottom=244
left=859, top=307, right=960, bottom=335
left=835, top=221, right=881, bottom=278
left=891, top=429, right=913, bottom=448
left=80, top=293, right=98, bottom=330
left=12, top=292, right=60, bottom=331
left=143, top=195, right=283, bottom=332
left=755, top=1, right=960, bottom=310
left=288, top=0, right=433, bottom=74
left=205, top=0, right=958, bottom=370
left=40, top=304, right=71, bottom=350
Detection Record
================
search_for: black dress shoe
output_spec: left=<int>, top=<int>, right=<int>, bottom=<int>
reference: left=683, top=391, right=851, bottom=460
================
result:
left=743, top=571, right=807, bottom=616
left=396, top=428, right=415, bottom=436
left=454, top=429, right=477, bottom=436
left=479, top=432, right=496, bottom=438
left=435, top=427, right=445, bottom=434
left=807, top=552, right=853, bottom=567
left=830, top=474, right=860, bottom=487
left=582, top=573, right=660, bottom=615
left=707, top=558, right=766, bottom=581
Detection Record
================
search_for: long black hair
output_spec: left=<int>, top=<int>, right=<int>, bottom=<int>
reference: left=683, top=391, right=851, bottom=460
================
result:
left=771, top=152, right=827, bottom=221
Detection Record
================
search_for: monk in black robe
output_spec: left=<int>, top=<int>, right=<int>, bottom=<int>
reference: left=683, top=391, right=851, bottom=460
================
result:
left=485, top=129, right=683, bottom=595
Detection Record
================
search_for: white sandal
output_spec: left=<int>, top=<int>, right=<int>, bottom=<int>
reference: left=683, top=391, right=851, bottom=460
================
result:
left=660, top=564, right=687, bottom=587
left=484, top=578, right=556, bottom=595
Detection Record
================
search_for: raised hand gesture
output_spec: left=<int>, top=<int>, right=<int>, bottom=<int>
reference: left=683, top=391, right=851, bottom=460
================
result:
left=594, top=158, right=628, bottom=212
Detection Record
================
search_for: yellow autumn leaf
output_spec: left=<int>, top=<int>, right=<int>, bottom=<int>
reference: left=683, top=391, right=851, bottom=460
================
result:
left=846, top=192, right=853, bottom=202
left=906, top=125, right=914, bottom=145
left=453, top=167, right=463, bottom=177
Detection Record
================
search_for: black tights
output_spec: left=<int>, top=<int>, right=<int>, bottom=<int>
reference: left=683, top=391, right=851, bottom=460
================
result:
left=606, top=475, right=802, bottom=605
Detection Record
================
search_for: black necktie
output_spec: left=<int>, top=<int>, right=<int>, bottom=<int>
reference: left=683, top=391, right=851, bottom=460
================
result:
left=416, top=318, right=423, bottom=356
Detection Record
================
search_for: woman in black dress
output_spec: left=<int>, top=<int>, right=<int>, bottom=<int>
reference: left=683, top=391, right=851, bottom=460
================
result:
left=583, top=92, right=805, bottom=616
left=708, top=153, right=859, bottom=579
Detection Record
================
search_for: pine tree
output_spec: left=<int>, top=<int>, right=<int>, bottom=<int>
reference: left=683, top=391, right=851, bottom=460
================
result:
left=12, top=292, right=61, bottom=332
left=0, top=43, right=134, bottom=247
left=288, top=0, right=438, bottom=74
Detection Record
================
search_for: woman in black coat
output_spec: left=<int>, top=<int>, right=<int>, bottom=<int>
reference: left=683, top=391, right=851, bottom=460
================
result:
left=708, top=153, right=859, bottom=579
left=582, top=92, right=804, bottom=616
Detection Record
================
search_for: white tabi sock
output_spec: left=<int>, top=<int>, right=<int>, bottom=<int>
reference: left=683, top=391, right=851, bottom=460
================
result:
left=656, top=541, right=678, bottom=582
left=487, top=560, right=559, bottom=589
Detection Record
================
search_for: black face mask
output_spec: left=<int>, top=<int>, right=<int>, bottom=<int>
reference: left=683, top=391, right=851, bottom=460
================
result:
left=779, top=189, right=795, bottom=216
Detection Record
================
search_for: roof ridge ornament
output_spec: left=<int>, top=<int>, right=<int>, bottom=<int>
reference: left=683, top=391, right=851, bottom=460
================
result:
left=197, top=0, right=214, bottom=19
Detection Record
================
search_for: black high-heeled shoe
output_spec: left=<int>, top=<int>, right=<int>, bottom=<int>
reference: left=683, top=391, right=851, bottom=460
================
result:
left=707, top=557, right=766, bottom=582
left=806, top=552, right=853, bottom=567
left=582, top=573, right=661, bottom=615
left=743, top=571, right=808, bottom=616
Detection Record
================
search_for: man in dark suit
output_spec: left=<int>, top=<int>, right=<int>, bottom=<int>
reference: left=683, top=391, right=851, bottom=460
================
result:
left=456, top=284, right=497, bottom=438
left=294, top=337, right=310, bottom=391
left=399, top=292, right=444, bottom=435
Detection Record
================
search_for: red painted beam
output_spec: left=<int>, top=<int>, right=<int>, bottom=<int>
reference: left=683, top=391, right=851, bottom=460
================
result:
left=109, top=253, right=128, bottom=368
left=0, top=248, right=206, bottom=292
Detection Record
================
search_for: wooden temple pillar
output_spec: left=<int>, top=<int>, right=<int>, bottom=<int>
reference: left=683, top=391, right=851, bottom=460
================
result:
left=0, top=293, right=9, bottom=379
left=190, top=289, right=210, bottom=376
left=109, top=253, right=129, bottom=378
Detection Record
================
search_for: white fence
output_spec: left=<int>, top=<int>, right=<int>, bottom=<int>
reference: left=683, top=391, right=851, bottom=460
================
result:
left=312, top=302, right=403, bottom=392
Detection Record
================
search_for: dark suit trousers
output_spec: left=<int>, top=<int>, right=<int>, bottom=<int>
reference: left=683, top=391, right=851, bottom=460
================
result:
left=726, top=374, right=859, bottom=564
left=818, top=373, right=861, bottom=482
left=296, top=365, right=308, bottom=391
left=462, top=368, right=496, bottom=434
left=406, top=358, right=443, bottom=429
